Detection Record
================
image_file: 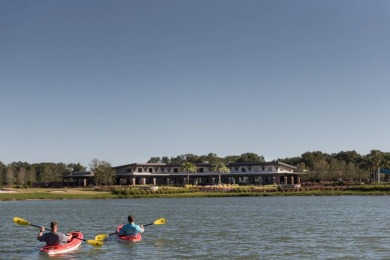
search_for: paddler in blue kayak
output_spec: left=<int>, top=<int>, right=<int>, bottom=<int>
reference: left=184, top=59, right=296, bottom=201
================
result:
left=118, top=215, right=144, bottom=236
left=37, top=221, right=72, bottom=246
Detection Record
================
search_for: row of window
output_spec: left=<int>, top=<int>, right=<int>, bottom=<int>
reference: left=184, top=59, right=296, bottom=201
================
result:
left=125, top=166, right=276, bottom=173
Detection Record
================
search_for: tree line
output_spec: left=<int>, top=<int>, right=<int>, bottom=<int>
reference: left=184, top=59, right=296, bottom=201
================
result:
left=280, top=150, right=390, bottom=182
left=147, top=152, right=265, bottom=164
left=1, top=150, right=390, bottom=187
left=0, top=160, right=115, bottom=188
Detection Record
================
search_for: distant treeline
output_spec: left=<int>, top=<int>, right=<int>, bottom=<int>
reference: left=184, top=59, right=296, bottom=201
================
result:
left=146, top=152, right=266, bottom=164
left=0, top=162, right=86, bottom=188
left=1, top=150, right=390, bottom=187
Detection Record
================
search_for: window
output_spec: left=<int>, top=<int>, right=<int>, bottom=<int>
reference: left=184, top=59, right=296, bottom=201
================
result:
left=126, top=169, right=132, bottom=173
left=242, top=167, right=246, bottom=172
left=138, top=168, right=142, bottom=173
left=173, top=168, right=178, bottom=173
left=198, top=168, right=204, bottom=173
left=267, top=167, right=272, bottom=172
left=149, top=168, right=153, bottom=173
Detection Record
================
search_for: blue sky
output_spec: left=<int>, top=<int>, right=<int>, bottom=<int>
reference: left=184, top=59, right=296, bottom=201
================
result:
left=1, top=0, right=389, bottom=168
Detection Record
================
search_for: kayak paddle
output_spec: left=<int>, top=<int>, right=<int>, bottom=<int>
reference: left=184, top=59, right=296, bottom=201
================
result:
left=13, top=217, right=103, bottom=247
left=95, top=217, right=166, bottom=241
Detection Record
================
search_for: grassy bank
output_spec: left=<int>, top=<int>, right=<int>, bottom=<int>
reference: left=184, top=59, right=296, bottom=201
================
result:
left=110, top=184, right=390, bottom=198
left=2, top=184, right=390, bottom=201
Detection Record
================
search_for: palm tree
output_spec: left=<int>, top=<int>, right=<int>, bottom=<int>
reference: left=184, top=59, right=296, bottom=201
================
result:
left=211, top=162, right=231, bottom=185
left=180, top=162, right=197, bottom=185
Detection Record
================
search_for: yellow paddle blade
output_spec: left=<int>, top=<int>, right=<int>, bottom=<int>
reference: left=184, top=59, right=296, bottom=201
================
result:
left=154, top=218, right=166, bottom=225
left=86, top=240, right=103, bottom=247
left=14, top=217, right=30, bottom=226
left=95, top=234, right=109, bottom=241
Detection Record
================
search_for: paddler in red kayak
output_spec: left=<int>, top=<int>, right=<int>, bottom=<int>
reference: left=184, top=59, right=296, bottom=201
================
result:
left=37, top=221, right=72, bottom=246
left=118, top=215, right=144, bottom=237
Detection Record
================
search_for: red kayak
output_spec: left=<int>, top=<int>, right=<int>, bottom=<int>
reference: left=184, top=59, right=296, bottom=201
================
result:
left=40, top=231, right=83, bottom=255
left=116, top=224, right=142, bottom=242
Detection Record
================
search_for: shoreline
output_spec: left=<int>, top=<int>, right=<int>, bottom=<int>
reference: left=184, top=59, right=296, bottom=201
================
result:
left=2, top=186, right=390, bottom=201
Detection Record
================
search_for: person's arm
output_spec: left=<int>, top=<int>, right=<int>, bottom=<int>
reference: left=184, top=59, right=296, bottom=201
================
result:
left=118, top=225, right=126, bottom=236
left=137, top=225, right=144, bottom=233
left=64, top=233, right=73, bottom=241
left=37, top=226, right=45, bottom=241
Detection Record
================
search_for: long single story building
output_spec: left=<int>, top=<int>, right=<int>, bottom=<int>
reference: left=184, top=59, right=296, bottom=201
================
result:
left=64, top=161, right=304, bottom=188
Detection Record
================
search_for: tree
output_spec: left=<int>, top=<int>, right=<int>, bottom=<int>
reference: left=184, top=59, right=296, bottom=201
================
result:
left=198, top=153, right=220, bottom=164
left=345, top=162, right=359, bottom=181
left=334, top=150, right=360, bottom=164
left=180, top=162, right=197, bottom=185
left=301, top=151, right=328, bottom=169
left=57, top=163, right=72, bottom=178
left=67, top=163, right=86, bottom=173
left=182, top=154, right=200, bottom=163
left=5, top=164, right=16, bottom=187
left=363, top=150, right=384, bottom=181
left=383, top=153, right=390, bottom=168
left=161, top=156, right=170, bottom=164
left=211, top=162, right=231, bottom=184
left=0, top=161, right=5, bottom=186
left=235, top=153, right=265, bottom=163
left=278, top=156, right=302, bottom=167
left=328, top=158, right=339, bottom=181
left=147, top=157, right=161, bottom=163
left=296, top=162, right=310, bottom=181
left=26, top=167, right=37, bottom=187
left=90, top=159, right=115, bottom=187
left=16, top=167, right=27, bottom=187
left=312, top=159, right=329, bottom=182
left=223, top=155, right=241, bottom=163
left=296, top=162, right=307, bottom=172
left=40, top=164, right=59, bottom=183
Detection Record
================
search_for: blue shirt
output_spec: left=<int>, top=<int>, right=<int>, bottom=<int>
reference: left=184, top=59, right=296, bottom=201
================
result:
left=118, top=223, right=143, bottom=236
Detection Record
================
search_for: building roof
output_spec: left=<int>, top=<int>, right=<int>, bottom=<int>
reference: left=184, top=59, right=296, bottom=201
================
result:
left=113, top=161, right=296, bottom=169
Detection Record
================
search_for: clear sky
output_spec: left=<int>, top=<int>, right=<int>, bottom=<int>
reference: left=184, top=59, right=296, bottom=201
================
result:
left=1, top=0, right=389, bottom=168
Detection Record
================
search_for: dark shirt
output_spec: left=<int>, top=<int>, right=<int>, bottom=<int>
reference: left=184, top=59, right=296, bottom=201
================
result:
left=38, top=232, right=68, bottom=246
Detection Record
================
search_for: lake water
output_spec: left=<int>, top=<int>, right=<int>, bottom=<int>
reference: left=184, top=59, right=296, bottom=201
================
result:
left=1, top=196, right=390, bottom=259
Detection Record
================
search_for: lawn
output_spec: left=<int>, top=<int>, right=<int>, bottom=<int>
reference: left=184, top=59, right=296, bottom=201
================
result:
left=0, top=188, right=115, bottom=200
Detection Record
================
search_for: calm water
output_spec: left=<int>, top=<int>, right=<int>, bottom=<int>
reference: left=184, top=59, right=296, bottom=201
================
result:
left=1, top=196, right=390, bottom=259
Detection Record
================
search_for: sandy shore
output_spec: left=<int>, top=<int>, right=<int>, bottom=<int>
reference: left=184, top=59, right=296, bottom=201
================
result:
left=0, top=190, right=18, bottom=193
left=0, top=188, right=110, bottom=195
